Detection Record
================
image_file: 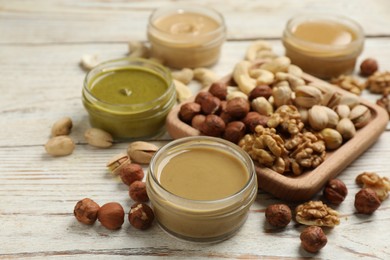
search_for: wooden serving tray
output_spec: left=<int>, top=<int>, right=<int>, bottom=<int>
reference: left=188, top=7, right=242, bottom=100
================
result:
left=166, top=73, right=389, bottom=202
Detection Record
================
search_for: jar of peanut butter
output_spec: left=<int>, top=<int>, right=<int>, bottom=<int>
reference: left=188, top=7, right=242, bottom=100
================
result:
left=282, top=14, right=364, bottom=79
left=147, top=5, right=227, bottom=69
left=146, top=136, right=257, bottom=242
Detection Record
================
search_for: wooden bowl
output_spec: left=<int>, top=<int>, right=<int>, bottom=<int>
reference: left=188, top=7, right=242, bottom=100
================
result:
left=166, top=73, right=388, bottom=201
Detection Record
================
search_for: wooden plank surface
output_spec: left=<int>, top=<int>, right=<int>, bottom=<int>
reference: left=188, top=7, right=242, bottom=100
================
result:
left=1, top=0, right=390, bottom=259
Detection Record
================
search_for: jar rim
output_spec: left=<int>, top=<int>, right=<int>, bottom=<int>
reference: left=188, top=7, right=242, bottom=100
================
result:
left=283, top=13, right=364, bottom=54
left=148, top=5, right=227, bottom=45
left=148, top=136, right=257, bottom=205
left=83, top=57, right=174, bottom=111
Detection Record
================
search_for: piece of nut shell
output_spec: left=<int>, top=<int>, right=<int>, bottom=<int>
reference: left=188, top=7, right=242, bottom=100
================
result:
left=45, top=136, right=75, bottom=156
left=106, top=153, right=131, bottom=175
left=51, top=117, right=73, bottom=137
left=127, top=141, right=159, bottom=164
left=349, top=105, right=371, bottom=128
left=336, top=118, right=356, bottom=140
left=84, top=128, right=113, bottom=148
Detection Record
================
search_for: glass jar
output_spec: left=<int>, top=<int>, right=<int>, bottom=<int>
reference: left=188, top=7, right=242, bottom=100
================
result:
left=282, top=14, right=364, bottom=79
left=82, top=57, right=176, bottom=140
left=147, top=5, right=227, bottom=69
left=146, top=136, right=258, bottom=242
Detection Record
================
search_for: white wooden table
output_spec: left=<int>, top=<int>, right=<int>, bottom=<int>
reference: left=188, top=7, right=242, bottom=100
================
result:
left=1, top=1, right=390, bottom=259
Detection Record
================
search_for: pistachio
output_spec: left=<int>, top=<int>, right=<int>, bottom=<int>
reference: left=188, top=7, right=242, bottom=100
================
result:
left=51, top=117, right=73, bottom=137
left=308, top=105, right=329, bottom=131
left=323, top=106, right=339, bottom=128
left=272, top=85, right=292, bottom=108
left=294, top=85, right=323, bottom=108
left=84, top=128, right=113, bottom=148
left=320, top=128, right=343, bottom=150
left=349, top=105, right=371, bottom=128
left=338, top=93, right=360, bottom=108
left=251, top=97, right=273, bottom=116
left=334, top=105, right=351, bottom=118
left=127, top=141, right=159, bottom=164
left=45, top=136, right=75, bottom=156
left=336, top=118, right=356, bottom=140
left=106, top=153, right=131, bottom=175
left=309, top=82, right=337, bottom=106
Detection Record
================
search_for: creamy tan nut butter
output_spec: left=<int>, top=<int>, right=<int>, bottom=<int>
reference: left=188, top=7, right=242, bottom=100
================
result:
left=146, top=136, right=257, bottom=242
left=147, top=5, right=226, bottom=68
left=283, top=14, right=364, bottom=79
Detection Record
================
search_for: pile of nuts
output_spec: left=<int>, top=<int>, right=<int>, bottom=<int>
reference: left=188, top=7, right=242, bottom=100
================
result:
left=178, top=43, right=371, bottom=175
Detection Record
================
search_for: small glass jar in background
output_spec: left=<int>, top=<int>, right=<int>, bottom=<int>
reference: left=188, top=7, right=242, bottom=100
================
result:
left=82, top=57, right=176, bottom=140
left=146, top=136, right=258, bottom=242
left=147, top=5, right=227, bottom=69
left=282, top=14, right=364, bottom=79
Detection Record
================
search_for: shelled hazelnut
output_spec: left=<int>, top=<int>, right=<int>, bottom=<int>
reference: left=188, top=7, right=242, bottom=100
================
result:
left=209, top=82, right=228, bottom=100
left=73, top=198, right=100, bottom=225
left=226, top=97, right=250, bottom=119
left=300, top=226, right=327, bottom=253
left=129, top=181, right=149, bottom=202
left=360, top=58, right=378, bottom=77
left=179, top=102, right=201, bottom=123
left=223, top=121, right=246, bottom=144
left=201, top=115, right=226, bottom=137
left=323, top=179, right=348, bottom=205
left=242, top=112, right=269, bottom=132
left=119, top=163, right=144, bottom=186
left=354, top=188, right=381, bottom=214
left=128, top=203, right=155, bottom=230
left=191, top=114, right=206, bottom=131
left=194, top=91, right=213, bottom=105
left=265, top=204, right=292, bottom=228
left=98, top=202, right=125, bottom=230
left=201, top=95, right=221, bottom=114
left=248, top=85, right=273, bottom=101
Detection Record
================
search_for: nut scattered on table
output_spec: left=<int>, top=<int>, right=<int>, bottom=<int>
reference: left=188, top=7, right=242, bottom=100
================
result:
left=355, top=172, right=390, bottom=201
left=51, top=117, right=73, bottom=137
left=127, top=141, right=159, bottom=164
left=45, top=135, right=75, bottom=156
left=354, top=188, right=381, bottom=214
left=129, top=181, right=149, bottom=202
left=106, top=153, right=131, bottom=175
left=98, top=202, right=125, bottom=230
left=360, top=58, right=379, bottom=77
left=171, top=68, right=194, bottom=85
left=300, top=226, right=328, bottom=253
left=119, top=163, right=144, bottom=186
left=365, top=71, right=390, bottom=94
left=265, top=204, right=292, bottom=228
left=128, top=203, right=155, bottom=230
left=73, top=198, right=100, bottom=225
left=295, top=201, right=340, bottom=227
left=323, top=179, right=348, bottom=205
left=84, top=128, right=113, bottom=148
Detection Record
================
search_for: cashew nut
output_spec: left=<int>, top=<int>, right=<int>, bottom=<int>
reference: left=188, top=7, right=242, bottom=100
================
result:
left=173, top=79, right=192, bottom=103
left=172, top=68, right=194, bottom=85
left=275, top=72, right=305, bottom=91
left=245, top=40, right=277, bottom=61
left=249, top=68, right=274, bottom=85
left=193, top=68, right=219, bottom=88
left=233, top=60, right=257, bottom=94
left=128, top=41, right=150, bottom=58
left=287, top=64, right=303, bottom=78
left=226, top=86, right=248, bottom=100
left=260, top=56, right=291, bottom=73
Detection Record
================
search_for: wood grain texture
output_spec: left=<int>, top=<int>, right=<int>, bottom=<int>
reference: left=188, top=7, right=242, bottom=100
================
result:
left=1, top=0, right=390, bottom=259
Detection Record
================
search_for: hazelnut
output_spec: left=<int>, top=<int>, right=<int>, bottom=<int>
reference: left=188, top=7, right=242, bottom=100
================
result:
left=248, top=85, right=273, bottom=101
left=119, top=163, right=144, bottom=186
left=179, top=102, right=201, bottom=123
left=323, top=179, right=348, bottom=205
left=220, top=111, right=234, bottom=124
left=354, top=188, right=381, bottom=214
left=226, top=97, right=250, bottom=119
left=201, top=95, right=221, bottom=115
left=360, top=58, right=378, bottom=76
left=223, top=121, right=246, bottom=144
left=300, top=226, right=327, bottom=253
left=73, top=198, right=100, bottom=225
left=98, top=202, right=125, bottom=230
left=201, top=115, right=226, bottom=137
left=209, top=82, right=228, bottom=100
left=265, top=204, right=292, bottom=228
left=242, top=111, right=269, bottom=132
left=128, top=203, right=155, bottom=230
left=194, top=91, right=212, bottom=104
left=191, top=114, right=206, bottom=131
left=129, top=181, right=149, bottom=202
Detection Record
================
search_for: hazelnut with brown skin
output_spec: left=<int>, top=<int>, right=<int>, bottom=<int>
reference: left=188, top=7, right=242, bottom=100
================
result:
left=129, top=203, right=155, bottom=230
left=360, top=58, right=378, bottom=76
left=300, top=226, right=328, bottom=253
left=201, top=115, right=226, bottom=137
left=265, top=204, right=292, bottom=228
left=209, top=82, right=228, bottom=100
left=323, top=179, right=348, bottom=205
left=74, top=198, right=100, bottom=225
left=242, top=111, right=269, bottom=132
left=194, top=91, right=213, bottom=104
left=179, top=102, right=201, bottom=123
left=201, top=95, right=221, bottom=115
left=119, top=163, right=144, bottom=186
left=226, top=97, right=250, bottom=119
left=354, top=188, right=381, bottom=214
left=223, top=121, right=246, bottom=144
left=129, top=181, right=149, bottom=202
left=248, top=85, right=273, bottom=101
left=191, top=114, right=206, bottom=131
left=98, top=202, right=125, bottom=230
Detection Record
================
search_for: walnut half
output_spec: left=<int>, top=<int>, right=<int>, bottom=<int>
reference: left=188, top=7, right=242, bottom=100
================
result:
left=295, top=201, right=340, bottom=227
left=356, top=172, right=390, bottom=201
